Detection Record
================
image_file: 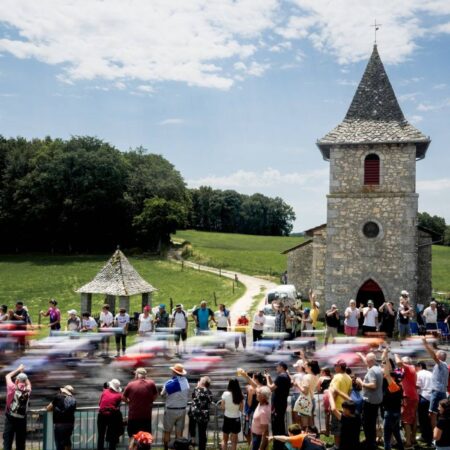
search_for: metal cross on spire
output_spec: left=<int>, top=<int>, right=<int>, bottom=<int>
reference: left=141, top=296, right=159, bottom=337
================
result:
left=371, top=19, right=381, bottom=44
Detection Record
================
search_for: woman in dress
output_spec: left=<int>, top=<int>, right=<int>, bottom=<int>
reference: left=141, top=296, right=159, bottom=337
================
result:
left=97, top=379, right=123, bottom=450
left=189, top=376, right=213, bottom=450
left=138, top=305, right=153, bottom=337
left=295, top=359, right=320, bottom=429
left=220, top=378, right=244, bottom=450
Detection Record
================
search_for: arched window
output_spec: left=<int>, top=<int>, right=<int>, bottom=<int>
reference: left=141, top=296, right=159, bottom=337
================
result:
left=364, top=154, right=380, bottom=185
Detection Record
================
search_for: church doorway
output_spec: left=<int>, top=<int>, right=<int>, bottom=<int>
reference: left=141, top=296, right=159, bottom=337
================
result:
left=356, top=279, right=385, bottom=309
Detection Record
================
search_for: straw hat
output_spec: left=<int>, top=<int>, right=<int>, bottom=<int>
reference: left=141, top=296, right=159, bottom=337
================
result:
left=60, top=385, right=74, bottom=396
left=109, top=379, right=122, bottom=392
left=170, top=363, right=187, bottom=376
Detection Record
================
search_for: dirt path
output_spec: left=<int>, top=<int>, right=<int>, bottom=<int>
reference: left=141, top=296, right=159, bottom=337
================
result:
left=176, top=260, right=277, bottom=319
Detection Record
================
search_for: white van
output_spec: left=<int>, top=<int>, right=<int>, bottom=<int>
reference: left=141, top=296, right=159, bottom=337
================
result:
left=265, top=284, right=299, bottom=306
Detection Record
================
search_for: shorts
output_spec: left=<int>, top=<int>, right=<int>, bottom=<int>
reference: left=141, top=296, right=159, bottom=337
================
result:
left=430, top=390, right=447, bottom=413
left=163, top=408, right=186, bottom=433
left=398, top=322, right=410, bottom=338
left=222, top=416, right=241, bottom=434
left=330, top=414, right=341, bottom=436
left=402, top=397, right=418, bottom=424
left=344, top=325, right=358, bottom=336
left=174, top=329, right=187, bottom=343
left=325, top=326, right=338, bottom=339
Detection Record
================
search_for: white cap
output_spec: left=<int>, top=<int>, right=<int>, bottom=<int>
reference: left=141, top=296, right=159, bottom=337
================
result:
left=68, top=309, right=77, bottom=315
left=401, top=290, right=409, bottom=296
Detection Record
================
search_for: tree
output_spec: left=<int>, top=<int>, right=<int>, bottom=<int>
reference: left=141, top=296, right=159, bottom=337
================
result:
left=418, top=212, right=447, bottom=243
left=133, top=197, right=188, bottom=251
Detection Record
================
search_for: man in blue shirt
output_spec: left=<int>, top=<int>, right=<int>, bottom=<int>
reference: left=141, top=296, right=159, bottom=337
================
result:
left=192, top=301, right=216, bottom=334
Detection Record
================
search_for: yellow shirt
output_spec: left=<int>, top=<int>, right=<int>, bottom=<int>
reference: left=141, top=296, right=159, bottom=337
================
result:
left=330, top=373, right=352, bottom=411
left=310, top=307, right=319, bottom=327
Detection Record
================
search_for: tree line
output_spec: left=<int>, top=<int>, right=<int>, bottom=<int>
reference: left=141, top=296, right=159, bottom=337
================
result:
left=418, top=212, right=450, bottom=245
left=0, top=136, right=296, bottom=253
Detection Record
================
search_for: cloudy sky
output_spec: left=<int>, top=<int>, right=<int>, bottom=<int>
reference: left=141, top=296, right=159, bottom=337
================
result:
left=1, top=0, right=449, bottom=231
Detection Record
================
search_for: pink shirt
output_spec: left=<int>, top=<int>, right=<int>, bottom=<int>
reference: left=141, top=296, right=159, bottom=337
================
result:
left=6, top=380, right=31, bottom=412
left=251, top=403, right=270, bottom=435
left=402, top=364, right=419, bottom=400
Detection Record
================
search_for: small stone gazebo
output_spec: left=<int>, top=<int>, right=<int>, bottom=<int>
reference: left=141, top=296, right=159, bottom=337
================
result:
left=76, top=249, right=157, bottom=314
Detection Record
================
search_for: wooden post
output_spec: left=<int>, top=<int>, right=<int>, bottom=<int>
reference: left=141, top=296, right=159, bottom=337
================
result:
left=80, top=293, right=92, bottom=315
left=232, top=281, right=235, bottom=294
left=213, top=292, right=217, bottom=306
left=142, top=293, right=150, bottom=310
left=181, top=260, right=184, bottom=271
left=170, top=297, right=173, bottom=312
left=105, top=295, right=116, bottom=314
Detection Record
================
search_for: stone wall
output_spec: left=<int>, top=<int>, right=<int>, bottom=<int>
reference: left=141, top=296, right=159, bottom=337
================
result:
left=417, top=229, right=432, bottom=304
left=325, top=143, right=420, bottom=310
left=311, top=228, right=326, bottom=309
left=287, top=241, right=313, bottom=298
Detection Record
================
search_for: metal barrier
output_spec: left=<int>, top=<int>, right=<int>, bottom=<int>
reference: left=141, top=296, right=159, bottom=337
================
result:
left=24, top=394, right=325, bottom=450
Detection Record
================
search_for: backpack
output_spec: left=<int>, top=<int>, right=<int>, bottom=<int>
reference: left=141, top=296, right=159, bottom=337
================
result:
left=54, top=395, right=76, bottom=420
left=9, top=387, right=30, bottom=418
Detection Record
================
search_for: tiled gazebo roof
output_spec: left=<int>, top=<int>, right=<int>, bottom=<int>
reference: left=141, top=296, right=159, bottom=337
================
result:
left=76, top=249, right=156, bottom=296
left=317, top=45, right=430, bottom=160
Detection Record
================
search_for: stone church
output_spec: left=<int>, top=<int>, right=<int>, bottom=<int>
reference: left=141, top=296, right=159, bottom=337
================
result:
left=285, top=45, right=434, bottom=310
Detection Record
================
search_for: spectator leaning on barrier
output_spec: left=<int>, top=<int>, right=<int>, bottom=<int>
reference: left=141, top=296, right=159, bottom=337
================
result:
left=97, top=379, right=123, bottom=450
left=123, top=368, right=158, bottom=438
left=161, top=363, right=190, bottom=450
left=81, top=312, right=98, bottom=332
left=67, top=309, right=81, bottom=332
left=3, top=364, right=31, bottom=450
left=47, top=385, right=77, bottom=450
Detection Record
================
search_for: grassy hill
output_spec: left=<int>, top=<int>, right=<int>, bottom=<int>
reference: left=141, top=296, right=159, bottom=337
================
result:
left=0, top=254, right=244, bottom=329
left=174, top=229, right=450, bottom=293
left=174, top=229, right=304, bottom=278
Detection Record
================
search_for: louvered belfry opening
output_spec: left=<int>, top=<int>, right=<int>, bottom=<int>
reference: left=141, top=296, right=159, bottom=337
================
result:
left=364, top=153, right=380, bottom=185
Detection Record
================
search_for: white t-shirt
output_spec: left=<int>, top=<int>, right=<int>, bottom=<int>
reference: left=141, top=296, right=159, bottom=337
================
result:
left=138, top=313, right=153, bottom=332
left=221, top=390, right=241, bottom=418
left=417, top=369, right=433, bottom=401
left=292, top=372, right=305, bottom=394
left=115, top=313, right=130, bottom=329
left=99, top=311, right=113, bottom=327
left=344, top=307, right=360, bottom=327
left=172, top=310, right=187, bottom=329
left=422, top=307, right=437, bottom=324
left=253, top=313, right=266, bottom=331
left=215, top=310, right=230, bottom=328
left=363, top=307, right=378, bottom=327
left=82, top=317, right=97, bottom=330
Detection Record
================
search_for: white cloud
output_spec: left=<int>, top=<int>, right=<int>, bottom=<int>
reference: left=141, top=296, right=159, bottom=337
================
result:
left=158, top=118, right=185, bottom=126
left=277, top=1, right=450, bottom=65
left=137, top=85, right=155, bottom=94
left=417, top=98, right=450, bottom=111
left=433, top=83, right=447, bottom=89
left=409, top=114, right=423, bottom=124
left=0, top=0, right=279, bottom=90
left=398, top=92, right=420, bottom=102
left=337, top=79, right=357, bottom=87
left=233, top=61, right=270, bottom=77
left=418, top=178, right=450, bottom=191
left=188, top=167, right=328, bottom=189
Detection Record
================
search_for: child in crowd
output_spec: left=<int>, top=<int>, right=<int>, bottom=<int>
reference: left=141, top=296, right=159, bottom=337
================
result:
left=269, top=424, right=326, bottom=450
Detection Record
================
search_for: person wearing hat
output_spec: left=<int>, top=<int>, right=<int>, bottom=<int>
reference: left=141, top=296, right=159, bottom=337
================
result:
left=123, top=368, right=158, bottom=439
left=114, top=307, right=130, bottom=357
left=252, top=308, right=266, bottom=342
left=361, top=300, right=378, bottom=335
left=66, top=309, right=81, bottom=332
left=324, top=304, right=339, bottom=346
left=138, top=305, right=154, bottom=337
left=161, top=364, right=190, bottom=450
left=398, top=296, right=413, bottom=340
left=40, top=299, right=61, bottom=332
left=329, top=360, right=352, bottom=449
left=171, top=304, right=188, bottom=355
left=47, top=385, right=77, bottom=450
left=97, top=379, right=124, bottom=450
left=155, top=304, right=170, bottom=330
left=3, top=364, right=31, bottom=450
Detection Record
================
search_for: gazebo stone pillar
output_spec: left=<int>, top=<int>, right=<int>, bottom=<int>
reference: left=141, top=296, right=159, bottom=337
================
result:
left=105, top=295, right=116, bottom=314
left=80, top=293, right=92, bottom=314
left=142, top=292, right=152, bottom=309
left=119, top=295, right=130, bottom=312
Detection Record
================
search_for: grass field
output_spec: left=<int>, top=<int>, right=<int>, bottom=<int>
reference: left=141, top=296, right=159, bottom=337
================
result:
left=174, top=229, right=304, bottom=278
left=174, top=229, right=450, bottom=292
left=0, top=254, right=244, bottom=331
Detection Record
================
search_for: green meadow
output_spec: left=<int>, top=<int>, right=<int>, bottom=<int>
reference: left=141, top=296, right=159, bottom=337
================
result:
left=0, top=255, right=244, bottom=328
left=175, top=229, right=450, bottom=293
left=174, top=229, right=304, bottom=278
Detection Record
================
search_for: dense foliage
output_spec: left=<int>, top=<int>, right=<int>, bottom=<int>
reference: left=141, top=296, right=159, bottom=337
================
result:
left=189, top=186, right=296, bottom=236
left=418, top=212, right=449, bottom=245
left=0, top=136, right=296, bottom=252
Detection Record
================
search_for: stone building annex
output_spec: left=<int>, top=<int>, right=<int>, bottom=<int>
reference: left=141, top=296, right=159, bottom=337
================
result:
left=285, top=45, right=436, bottom=311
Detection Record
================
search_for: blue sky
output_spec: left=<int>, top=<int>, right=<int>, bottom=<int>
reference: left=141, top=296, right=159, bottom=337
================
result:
left=1, top=0, right=450, bottom=231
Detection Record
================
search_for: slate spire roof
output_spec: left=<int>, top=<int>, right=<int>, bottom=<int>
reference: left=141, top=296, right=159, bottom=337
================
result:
left=76, top=249, right=157, bottom=296
left=317, top=45, right=430, bottom=160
